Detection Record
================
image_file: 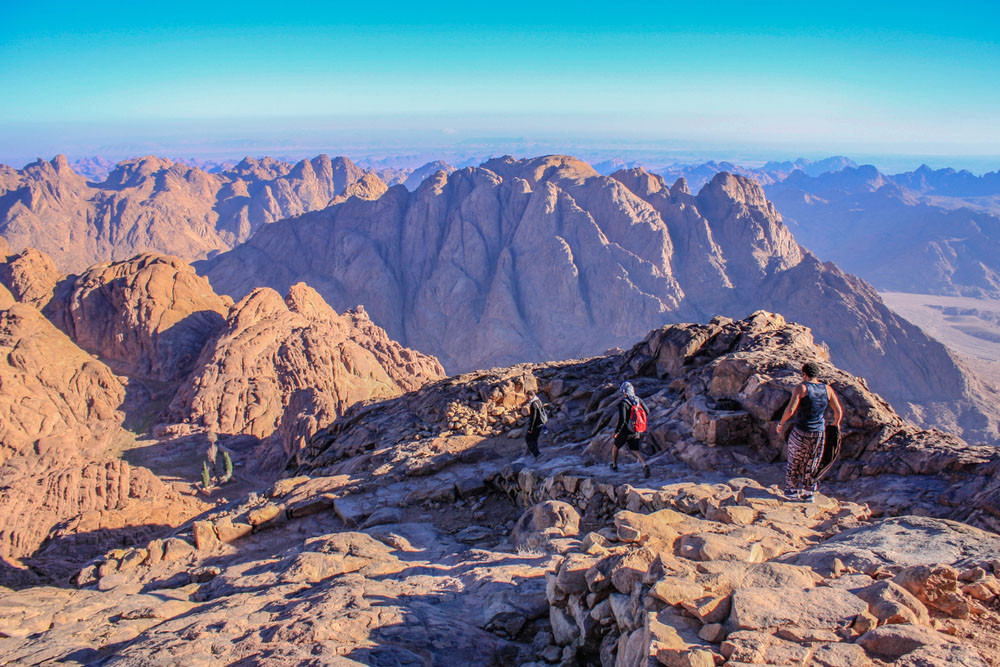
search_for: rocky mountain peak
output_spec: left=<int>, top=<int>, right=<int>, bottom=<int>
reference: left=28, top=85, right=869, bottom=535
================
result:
left=670, top=177, right=691, bottom=196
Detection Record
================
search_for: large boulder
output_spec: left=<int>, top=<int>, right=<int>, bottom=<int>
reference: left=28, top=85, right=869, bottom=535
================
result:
left=513, top=500, right=581, bottom=549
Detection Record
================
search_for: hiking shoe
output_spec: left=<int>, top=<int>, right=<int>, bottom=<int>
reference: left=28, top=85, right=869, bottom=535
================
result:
left=783, top=488, right=802, bottom=500
left=643, top=465, right=651, bottom=479
left=610, top=463, right=618, bottom=472
left=800, top=491, right=815, bottom=503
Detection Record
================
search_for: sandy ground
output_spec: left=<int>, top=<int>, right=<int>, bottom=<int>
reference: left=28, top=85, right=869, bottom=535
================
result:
left=881, top=291, right=1000, bottom=388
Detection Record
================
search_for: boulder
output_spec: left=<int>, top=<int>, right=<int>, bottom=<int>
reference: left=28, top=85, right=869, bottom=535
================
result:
left=893, top=565, right=970, bottom=619
left=513, top=501, right=581, bottom=549
left=856, top=624, right=948, bottom=660
left=728, top=586, right=868, bottom=631
left=613, top=509, right=684, bottom=545
left=853, top=580, right=930, bottom=626
left=783, top=516, right=1000, bottom=577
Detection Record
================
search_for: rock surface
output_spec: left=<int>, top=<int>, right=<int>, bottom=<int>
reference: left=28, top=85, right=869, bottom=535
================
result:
left=1, top=310, right=999, bottom=664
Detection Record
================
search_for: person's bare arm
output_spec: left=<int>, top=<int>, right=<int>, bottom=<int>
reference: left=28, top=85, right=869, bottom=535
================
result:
left=778, top=384, right=805, bottom=434
left=827, top=385, right=843, bottom=427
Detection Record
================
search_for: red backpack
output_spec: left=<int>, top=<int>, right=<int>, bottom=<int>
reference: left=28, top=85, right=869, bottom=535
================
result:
left=628, top=400, right=647, bottom=433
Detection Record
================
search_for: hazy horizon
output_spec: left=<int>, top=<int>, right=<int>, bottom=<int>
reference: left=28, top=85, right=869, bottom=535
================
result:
left=2, top=1, right=998, bottom=174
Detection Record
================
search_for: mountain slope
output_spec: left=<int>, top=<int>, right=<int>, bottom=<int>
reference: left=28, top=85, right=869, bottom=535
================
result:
left=200, top=155, right=1000, bottom=444
left=766, top=167, right=1000, bottom=298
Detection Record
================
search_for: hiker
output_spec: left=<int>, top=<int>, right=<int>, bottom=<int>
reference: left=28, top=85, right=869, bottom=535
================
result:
left=524, top=390, right=547, bottom=458
left=777, top=361, right=843, bottom=501
left=611, top=382, right=651, bottom=478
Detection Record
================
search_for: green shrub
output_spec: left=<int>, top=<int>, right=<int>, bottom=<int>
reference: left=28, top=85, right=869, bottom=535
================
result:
left=201, top=460, right=211, bottom=489
left=221, top=451, right=234, bottom=483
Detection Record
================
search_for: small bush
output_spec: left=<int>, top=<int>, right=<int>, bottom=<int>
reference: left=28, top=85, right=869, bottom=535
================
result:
left=201, top=461, right=211, bottom=489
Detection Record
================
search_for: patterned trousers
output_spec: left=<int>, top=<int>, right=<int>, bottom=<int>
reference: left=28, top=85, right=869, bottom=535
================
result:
left=786, top=426, right=826, bottom=491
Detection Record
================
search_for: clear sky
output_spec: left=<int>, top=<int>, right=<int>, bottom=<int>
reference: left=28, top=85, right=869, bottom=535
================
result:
left=1, top=0, right=998, bottom=168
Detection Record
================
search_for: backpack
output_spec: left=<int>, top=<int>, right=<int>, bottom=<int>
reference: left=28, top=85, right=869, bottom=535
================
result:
left=532, top=397, right=549, bottom=425
left=627, top=398, right=647, bottom=433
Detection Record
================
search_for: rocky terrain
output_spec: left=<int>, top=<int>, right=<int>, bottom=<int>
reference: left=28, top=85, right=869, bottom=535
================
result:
left=199, top=154, right=1000, bottom=444
left=0, top=154, right=381, bottom=272
left=2, top=311, right=999, bottom=665
left=0, top=239, right=443, bottom=587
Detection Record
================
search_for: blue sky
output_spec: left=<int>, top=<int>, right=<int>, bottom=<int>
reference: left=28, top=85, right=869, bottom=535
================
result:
left=1, top=0, right=998, bottom=167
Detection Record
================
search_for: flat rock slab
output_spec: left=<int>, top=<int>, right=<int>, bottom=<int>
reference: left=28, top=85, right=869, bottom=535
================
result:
left=729, top=586, right=867, bottom=631
left=782, top=515, right=1000, bottom=575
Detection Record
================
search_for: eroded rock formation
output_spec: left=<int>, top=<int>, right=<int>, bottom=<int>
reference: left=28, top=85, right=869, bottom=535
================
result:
left=165, top=282, right=443, bottom=470
left=44, top=253, right=231, bottom=382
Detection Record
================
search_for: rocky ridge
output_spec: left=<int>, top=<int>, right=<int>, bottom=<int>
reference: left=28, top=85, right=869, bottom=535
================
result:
left=4, top=312, right=998, bottom=665
left=0, top=154, right=383, bottom=272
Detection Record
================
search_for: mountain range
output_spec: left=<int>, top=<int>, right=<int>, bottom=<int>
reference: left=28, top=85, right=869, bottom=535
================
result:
left=2, top=153, right=998, bottom=445
left=764, top=166, right=1000, bottom=298
left=0, top=154, right=383, bottom=272
left=199, top=155, right=999, bottom=444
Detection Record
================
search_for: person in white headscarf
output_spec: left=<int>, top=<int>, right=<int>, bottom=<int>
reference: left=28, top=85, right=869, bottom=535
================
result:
left=611, top=381, right=651, bottom=478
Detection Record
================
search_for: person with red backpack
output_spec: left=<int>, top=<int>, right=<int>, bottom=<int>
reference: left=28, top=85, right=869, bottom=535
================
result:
left=611, top=381, right=651, bottom=478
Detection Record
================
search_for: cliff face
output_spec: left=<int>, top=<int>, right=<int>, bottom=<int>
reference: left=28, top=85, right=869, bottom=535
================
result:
left=0, top=154, right=379, bottom=272
left=201, top=156, right=999, bottom=444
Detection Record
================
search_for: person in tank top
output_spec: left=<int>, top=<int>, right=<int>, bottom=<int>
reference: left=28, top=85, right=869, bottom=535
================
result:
left=777, top=361, right=843, bottom=501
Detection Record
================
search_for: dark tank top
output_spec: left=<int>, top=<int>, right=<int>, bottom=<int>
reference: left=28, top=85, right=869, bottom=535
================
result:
left=795, top=382, right=828, bottom=432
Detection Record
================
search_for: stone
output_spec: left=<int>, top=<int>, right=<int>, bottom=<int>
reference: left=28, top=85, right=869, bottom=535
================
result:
left=513, top=501, right=581, bottom=549
left=614, top=509, right=684, bottom=545
left=550, top=605, right=578, bottom=646
left=856, top=624, right=948, bottom=660
left=729, top=586, right=868, bottom=631
left=721, top=630, right=812, bottom=665
left=811, top=642, right=873, bottom=667
left=678, top=533, right=763, bottom=563
left=680, top=595, right=731, bottom=624
left=698, top=623, right=726, bottom=643
left=193, top=521, right=221, bottom=551
left=853, top=580, right=930, bottom=626
left=895, top=643, right=990, bottom=666
left=247, top=503, right=283, bottom=527
left=214, top=517, right=253, bottom=543
left=332, top=495, right=370, bottom=528
left=161, top=538, right=195, bottom=562
left=893, top=565, right=970, bottom=619
left=645, top=608, right=714, bottom=667
left=784, top=516, right=1000, bottom=577
left=555, top=554, right=599, bottom=596
left=649, top=577, right=706, bottom=606
left=611, top=548, right=657, bottom=595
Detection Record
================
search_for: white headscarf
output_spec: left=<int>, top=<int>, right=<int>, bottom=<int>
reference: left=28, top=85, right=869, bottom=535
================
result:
left=620, top=381, right=636, bottom=402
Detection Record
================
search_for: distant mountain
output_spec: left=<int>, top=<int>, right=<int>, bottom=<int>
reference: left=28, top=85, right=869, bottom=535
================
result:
left=200, top=154, right=999, bottom=444
left=377, top=160, right=456, bottom=190
left=762, top=156, right=857, bottom=178
left=656, top=161, right=776, bottom=191
left=0, top=154, right=381, bottom=272
left=654, top=156, right=859, bottom=192
left=766, top=166, right=1000, bottom=298
left=890, top=164, right=1000, bottom=197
